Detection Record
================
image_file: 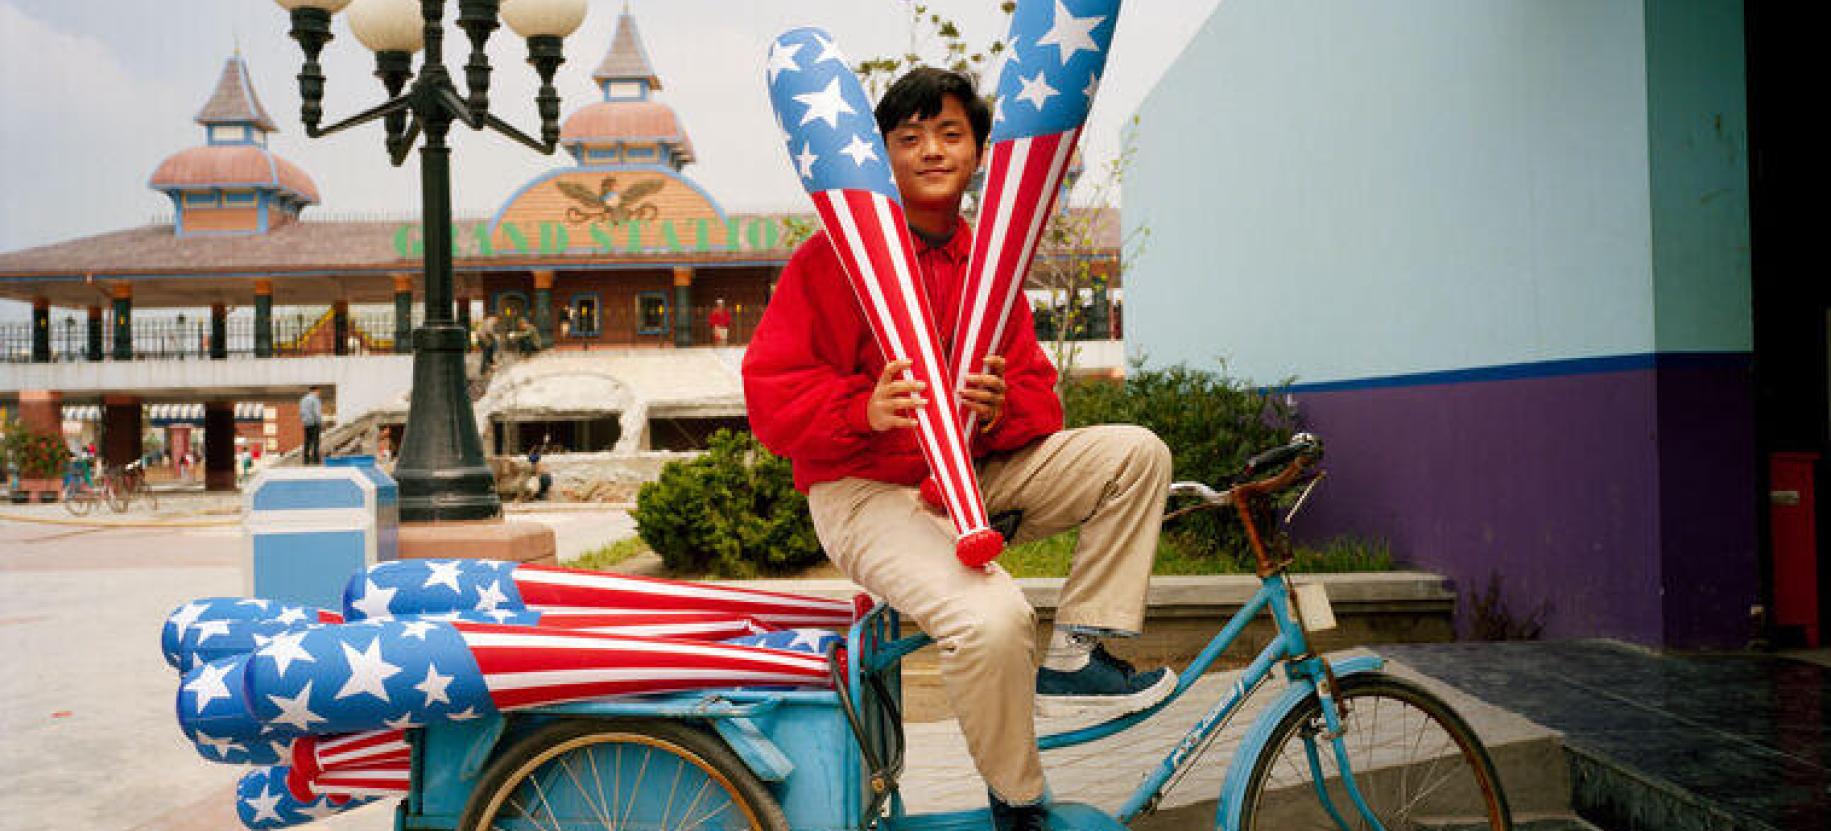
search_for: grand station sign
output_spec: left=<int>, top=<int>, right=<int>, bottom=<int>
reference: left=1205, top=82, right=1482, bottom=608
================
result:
left=394, top=168, right=797, bottom=259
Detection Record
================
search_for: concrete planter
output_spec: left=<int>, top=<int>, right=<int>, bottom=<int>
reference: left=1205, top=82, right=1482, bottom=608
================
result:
left=15, top=477, right=62, bottom=502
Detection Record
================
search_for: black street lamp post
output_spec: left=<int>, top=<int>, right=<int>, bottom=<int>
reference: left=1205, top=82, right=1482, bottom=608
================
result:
left=274, top=0, right=585, bottom=522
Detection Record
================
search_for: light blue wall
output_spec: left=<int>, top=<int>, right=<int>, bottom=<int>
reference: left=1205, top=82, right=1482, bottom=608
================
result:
left=1125, top=0, right=1660, bottom=384
left=1643, top=0, right=1751, bottom=353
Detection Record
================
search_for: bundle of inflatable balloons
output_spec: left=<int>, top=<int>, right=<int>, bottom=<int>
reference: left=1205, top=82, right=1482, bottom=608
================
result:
left=163, top=560, right=858, bottom=829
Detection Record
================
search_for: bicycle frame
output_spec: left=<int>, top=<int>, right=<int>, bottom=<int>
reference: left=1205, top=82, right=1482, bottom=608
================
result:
left=845, top=572, right=1389, bottom=831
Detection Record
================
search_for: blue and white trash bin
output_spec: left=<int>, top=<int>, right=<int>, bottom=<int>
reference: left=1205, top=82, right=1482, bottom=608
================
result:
left=243, top=461, right=399, bottom=610
left=325, top=454, right=399, bottom=564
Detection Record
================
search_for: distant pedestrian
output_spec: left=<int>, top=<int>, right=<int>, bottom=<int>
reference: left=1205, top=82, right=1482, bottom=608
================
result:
left=708, top=298, right=732, bottom=346
left=527, top=436, right=553, bottom=501
left=479, top=315, right=499, bottom=372
left=300, top=385, right=323, bottom=465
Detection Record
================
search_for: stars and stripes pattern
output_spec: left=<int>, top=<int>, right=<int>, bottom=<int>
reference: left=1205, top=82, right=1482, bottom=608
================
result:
left=952, top=0, right=1120, bottom=430
left=344, top=559, right=867, bottom=629
left=766, top=27, right=1005, bottom=568
left=178, top=617, right=834, bottom=739
left=285, top=730, right=410, bottom=801
left=235, top=765, right=374, bottom=830
left=163, top=597, right=341, bottom=670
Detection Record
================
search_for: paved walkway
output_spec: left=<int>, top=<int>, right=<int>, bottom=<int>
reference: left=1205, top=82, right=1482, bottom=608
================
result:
left=1381, top=641, right=1831, bottom=831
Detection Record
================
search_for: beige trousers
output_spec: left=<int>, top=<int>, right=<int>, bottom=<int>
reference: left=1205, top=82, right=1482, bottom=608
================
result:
left=807, top=425, right=1171, bottom=803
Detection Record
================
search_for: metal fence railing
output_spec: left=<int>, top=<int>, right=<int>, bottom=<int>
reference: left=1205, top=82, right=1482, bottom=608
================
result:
left=2, top=300, right=1119, bottom=363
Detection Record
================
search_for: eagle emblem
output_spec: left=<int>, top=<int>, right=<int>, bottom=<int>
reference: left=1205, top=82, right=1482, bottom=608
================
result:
left=557, top=176, right=664, bottom=224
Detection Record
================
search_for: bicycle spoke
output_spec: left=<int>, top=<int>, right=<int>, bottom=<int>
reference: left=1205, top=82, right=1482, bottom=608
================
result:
left=617, top=746, right=651, bottom=831
left=660, top=751, right=686, bottom=830
left=560, top=750, right=616, bottom=830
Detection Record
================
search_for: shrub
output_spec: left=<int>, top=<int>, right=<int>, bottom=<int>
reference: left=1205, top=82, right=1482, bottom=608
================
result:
left=1061, top=361, right=1299, bottom=561
left=633, top=429, right=823, bottom=578
left=2, top=420, right=72, bottom=479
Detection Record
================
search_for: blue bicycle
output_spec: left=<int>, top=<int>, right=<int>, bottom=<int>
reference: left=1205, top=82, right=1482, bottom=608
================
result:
left=402, top=434, right=1511, bottom=831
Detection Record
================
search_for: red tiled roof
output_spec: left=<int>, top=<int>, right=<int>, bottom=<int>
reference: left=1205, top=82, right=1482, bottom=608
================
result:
left=149, top=146, right=320, bottom=204
left=560, top=101, right=693, bottom=161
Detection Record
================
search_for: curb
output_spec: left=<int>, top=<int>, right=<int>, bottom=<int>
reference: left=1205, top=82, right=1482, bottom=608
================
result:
left=0, top=511, right=240, bottom=529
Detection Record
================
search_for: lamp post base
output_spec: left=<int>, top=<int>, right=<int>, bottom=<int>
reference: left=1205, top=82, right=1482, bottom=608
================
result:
left=394, top=323, right=501, bottom=522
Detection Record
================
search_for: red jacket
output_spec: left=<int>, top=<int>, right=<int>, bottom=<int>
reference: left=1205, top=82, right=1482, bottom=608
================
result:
left=743, top=222, right=1063, bottom=492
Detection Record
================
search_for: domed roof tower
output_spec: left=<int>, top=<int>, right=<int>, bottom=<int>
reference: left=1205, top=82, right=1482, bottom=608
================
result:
left=559, top=6, right=695, bottom=170
left=149, top=53, right=319, bottom=236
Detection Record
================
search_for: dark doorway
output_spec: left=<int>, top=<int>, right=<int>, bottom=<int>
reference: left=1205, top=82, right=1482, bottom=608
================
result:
left=1746, top=0, right=1830, bottom=645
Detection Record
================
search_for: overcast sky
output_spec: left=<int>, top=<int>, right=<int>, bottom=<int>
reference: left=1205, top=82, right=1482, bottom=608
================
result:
left=0, top=0, right=1219, bottom=304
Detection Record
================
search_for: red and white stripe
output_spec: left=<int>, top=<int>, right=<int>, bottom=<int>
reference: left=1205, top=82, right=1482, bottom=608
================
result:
left=454, top=622, right=832, bottom=711
left=310, top=764, right=411, bottom=798
left=286, top=730, right=412, bottom=802
left=814, top=188, right=999, bottom=549
left=533, top=611, right=772, bottom=640
left=510, top=566, right=865, bottom=629
left=951, top=128, right=1083, bottom=433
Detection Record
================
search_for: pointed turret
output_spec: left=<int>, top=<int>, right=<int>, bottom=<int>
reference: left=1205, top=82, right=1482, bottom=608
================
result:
left=561, top=4, right=694, bottom=170
left=592, top=7, right=662, bottom=96
left=150, top=52, right=319, bottom=236
left=195, top=53, right=280, bottom=137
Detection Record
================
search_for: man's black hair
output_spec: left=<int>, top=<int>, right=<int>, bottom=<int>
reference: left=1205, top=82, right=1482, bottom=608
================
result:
left=874, top=67, right=992, bottom=150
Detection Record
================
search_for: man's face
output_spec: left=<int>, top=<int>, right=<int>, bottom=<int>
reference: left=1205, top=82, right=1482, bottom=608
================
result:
left=885, top=95, right=982, bottom=213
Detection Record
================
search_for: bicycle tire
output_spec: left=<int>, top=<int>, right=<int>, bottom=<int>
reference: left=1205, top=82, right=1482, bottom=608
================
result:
left=458, top=719, right=788, bottom=831
left=1237, top=672, right=1512, bottom=831
left=139, top=477, right=158, bottom=510
left=62, top=482, right=92, bottom=517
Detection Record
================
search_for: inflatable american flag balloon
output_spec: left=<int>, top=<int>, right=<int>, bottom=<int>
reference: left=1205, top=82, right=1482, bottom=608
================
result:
left=176, top=618, right=832, bottom=737
left=235, top=765, right=375, bottom=830
left=765, top=26, right=1005, bottom=569
left=344, top=558, right=867, bottom=628
left=952, top=0, right=1121, bottom=418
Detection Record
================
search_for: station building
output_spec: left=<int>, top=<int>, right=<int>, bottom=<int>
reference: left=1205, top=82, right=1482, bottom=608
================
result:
left=0, top=8, right=1121, bottom=492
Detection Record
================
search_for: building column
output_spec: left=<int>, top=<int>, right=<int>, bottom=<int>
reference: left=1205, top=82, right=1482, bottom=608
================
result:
left=455, top=293, right=473, bottom=346
left=17, top=390, right=62, bottom=438
left=210, top=302, right=228, bottom=360
left=531, top=271, right=554, bottom=348
left=85, top=306, right=103, bottom=362
left=102, top=395, right=143, bottom=470
left=1090, top=284, right=1110, bottom=339
left=672, top=266, right=694, bottom=348
left=253, top=280, right=274, bottom=358
left=111, top=283, right=133, bottom=360
left=393, top=274, right=414, bottom=354
left=30, top=297, right=50, bottom=363
left=203, top=401, right=236, bottom=491
left=333, top=300, right=350, bottom=356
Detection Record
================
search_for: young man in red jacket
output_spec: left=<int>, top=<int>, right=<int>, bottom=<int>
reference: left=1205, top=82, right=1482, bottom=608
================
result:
left=743, top=68, right=1171, bottom=829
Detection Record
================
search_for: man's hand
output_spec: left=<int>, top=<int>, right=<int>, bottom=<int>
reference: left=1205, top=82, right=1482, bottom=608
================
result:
left=960, top=355, right=1007, bottom=426
left=867, top=360, right=927, bottom=432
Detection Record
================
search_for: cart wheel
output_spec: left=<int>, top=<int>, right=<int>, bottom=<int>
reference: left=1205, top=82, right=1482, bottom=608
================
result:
left=459, top=719, right=788, bottom=831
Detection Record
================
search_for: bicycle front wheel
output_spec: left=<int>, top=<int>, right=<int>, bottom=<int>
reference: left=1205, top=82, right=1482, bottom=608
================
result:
left=138, top=476, right=158, bottom=510
left=1238, top=672, right=1511, bottom=831
left=459, top=719, right=787, bottom=831
left=62, top=482, right=92, bottom=517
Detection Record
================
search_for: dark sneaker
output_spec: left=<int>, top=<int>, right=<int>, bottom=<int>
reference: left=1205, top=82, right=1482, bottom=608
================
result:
left=988, top=790, right=1049, bottom=831
left=1035, top=642, right=1175, bottom=719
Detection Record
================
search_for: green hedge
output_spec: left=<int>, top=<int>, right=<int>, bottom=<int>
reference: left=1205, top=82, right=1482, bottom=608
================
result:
left=633, top=429, right=824, bottom=578
left=1062, top=362, right=1300, bottom=561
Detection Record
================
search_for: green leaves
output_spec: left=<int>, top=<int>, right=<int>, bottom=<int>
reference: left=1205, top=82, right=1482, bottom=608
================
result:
left=1, top=419, right=72, bottom=479
left=1062, top=362, right=1300, bottom=563
left=632, top=430, right=824, bottom=578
